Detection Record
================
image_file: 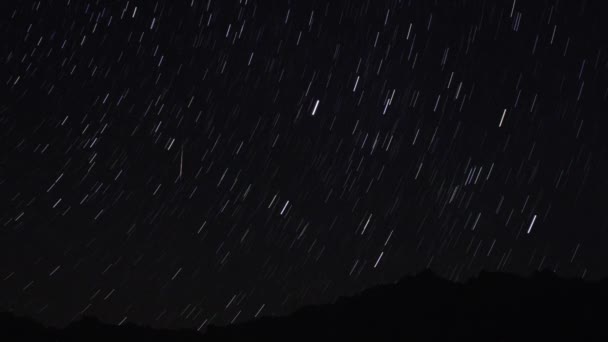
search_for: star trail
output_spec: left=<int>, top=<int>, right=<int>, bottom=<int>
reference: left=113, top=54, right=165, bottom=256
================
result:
left=1, top=0, right=607, bottom=330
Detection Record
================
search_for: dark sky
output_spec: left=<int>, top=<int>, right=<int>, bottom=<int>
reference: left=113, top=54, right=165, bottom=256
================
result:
left=1, top=0, right=607, bottom=331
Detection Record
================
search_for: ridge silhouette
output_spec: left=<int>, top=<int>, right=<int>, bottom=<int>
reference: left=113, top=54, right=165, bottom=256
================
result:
left=2, top=269, right=607, bottom=341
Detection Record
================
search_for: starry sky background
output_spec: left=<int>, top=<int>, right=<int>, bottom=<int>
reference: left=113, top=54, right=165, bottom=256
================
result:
left=1, top=0, right=608, bottom=330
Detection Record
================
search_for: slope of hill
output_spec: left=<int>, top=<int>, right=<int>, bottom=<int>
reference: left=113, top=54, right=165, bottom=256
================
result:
left=2, top=270, right=607, bottom=341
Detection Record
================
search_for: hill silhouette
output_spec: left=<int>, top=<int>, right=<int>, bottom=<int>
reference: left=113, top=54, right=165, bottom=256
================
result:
left=2, top=270, right=607, bottom=341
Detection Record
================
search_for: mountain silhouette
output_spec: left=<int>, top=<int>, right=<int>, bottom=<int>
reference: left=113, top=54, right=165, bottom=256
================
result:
left=2, top=269, right=608, bottom=341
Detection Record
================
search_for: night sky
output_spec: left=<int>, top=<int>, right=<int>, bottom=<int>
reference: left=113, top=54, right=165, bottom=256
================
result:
left=1, top=0, right=608, bottom=330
